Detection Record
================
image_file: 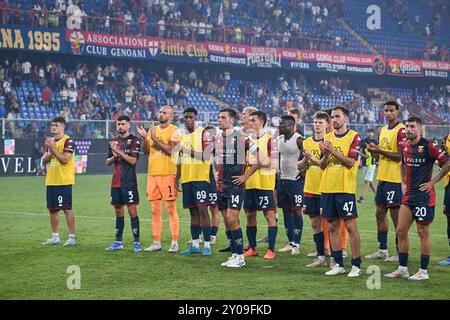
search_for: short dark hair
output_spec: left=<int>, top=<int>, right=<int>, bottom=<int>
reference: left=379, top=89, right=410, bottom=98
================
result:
left=313, top=111, right=330, bottom=122
left=219, top=107, right=238, bottom=121
left=406, top=116, right=422, bottom=125
left=204, top=125, right=217, bottom=134
left=367, top=128, right=375, bottom=133
left=51, top=116, right=66, bottom=125
left=281, top=115, right=296, bottom=125
left=332, top=105, right=349, bottom=116
left=324, top=109, right=332, bottom=116
left=183, top=107, right=198, bottom=116
left=288, top=108, right=301, bottom=118
left=117, top=115, right=130, bottom=122
left=384, top=100, right=400, bottom=110
left=250, top=110, right=267, bottom=127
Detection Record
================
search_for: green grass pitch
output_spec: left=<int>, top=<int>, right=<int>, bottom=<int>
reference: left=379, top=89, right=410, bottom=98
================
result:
left=1, top=171, right=449, bottom=300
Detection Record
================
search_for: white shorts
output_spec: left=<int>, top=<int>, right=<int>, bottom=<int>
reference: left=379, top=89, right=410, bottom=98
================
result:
left=365, top=165, right=376, bottom=182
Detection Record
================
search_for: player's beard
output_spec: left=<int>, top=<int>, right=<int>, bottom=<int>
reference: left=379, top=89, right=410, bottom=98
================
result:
left=118, top=129, right=126, bottom=135
left=406, top=133, right=417, bottom=141
left=332, top=122, right=344, bottom=130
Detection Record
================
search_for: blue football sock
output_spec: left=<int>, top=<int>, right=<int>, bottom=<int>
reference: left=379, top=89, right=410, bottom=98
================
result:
left=246, top=226, right=257, bottom=249
left=378, top=231, right=388, bottom=250
left=231, top=228, right=244, bottom=255
left=313, top=231, right=325, bottom=256
left=268, top=226, right=278, bottom=252
left=399, top=252, right=408, bottom=267
left=115, top=216, right=124, bottom=242
left=226, top=230, right=235, bottom=253
left=332, top=250, right=344, bottom=268
left=202, top=227, right=211, bottom=242
left=283, top=213, right=295, bottom=243
left=420, top=254, right=430, bottom=270
left=130, top=216, right=140, bottom=242
left=191, top=225, right=201, bottom=240
left=351, top=256, right=362, bottom=268
left=293, top=213, right=303, bottom=245
left=211, top=226, right=219, bottom=237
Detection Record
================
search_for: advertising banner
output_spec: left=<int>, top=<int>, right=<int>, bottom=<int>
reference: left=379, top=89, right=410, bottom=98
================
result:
left=1, top=27, right=448, bottom=79
left=387, top=58, right=423, bottom=77
left=0, top=25, right=66, bottom=54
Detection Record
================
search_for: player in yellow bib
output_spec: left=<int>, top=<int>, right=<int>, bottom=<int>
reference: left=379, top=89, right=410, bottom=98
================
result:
left=318, top=106, right=362, bottom=277
left=136, top=106, right=181, bottom=253
left=439, top=133, right=450, bottom=266
left=298, top=111, right=330, bottom=267
left=365, top=101, right=405, bottom=262
left=243, top=111, right=278, bottom=260
left=42, top=117, right=76, bottom=247
left=176, top=107, right=214, bottom=256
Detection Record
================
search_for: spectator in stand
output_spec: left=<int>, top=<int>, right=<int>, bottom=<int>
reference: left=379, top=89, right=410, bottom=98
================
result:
left=139, top=11, right=147, bottom=36
left=125, top=86, right=134, bottom=108
left=60, top=86, right=68, bottom=108
left=22, top=60, right=32, bottom=81
left=68, top=86, right=78, bottom=108
left=42, top=86, right=52, bottom=106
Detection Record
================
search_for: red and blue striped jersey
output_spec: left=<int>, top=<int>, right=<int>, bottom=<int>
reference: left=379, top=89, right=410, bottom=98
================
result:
left=108, top=134, right=140, bottom=188
left=401, top=137, right=448, bottom=206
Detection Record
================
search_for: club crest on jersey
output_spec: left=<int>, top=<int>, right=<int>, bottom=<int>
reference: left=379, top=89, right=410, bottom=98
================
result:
left=127, top=139, right=132, bottom=145
left=418, top=146, right=424, bottom=153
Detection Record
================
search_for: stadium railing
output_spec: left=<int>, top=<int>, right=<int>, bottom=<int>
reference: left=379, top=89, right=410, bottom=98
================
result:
left=2, top=118, right=449, bottom=141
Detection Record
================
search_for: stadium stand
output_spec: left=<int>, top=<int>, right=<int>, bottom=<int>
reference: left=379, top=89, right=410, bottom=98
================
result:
left=0, top=0, right=448, bottom=60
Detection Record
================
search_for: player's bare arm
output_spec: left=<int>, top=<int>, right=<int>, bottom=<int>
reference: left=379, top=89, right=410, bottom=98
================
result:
left=175, top=160, right=182, bottom=192
left=110, top=141, right=137, bottom=166
left=318, top=151, right=330, bottom=170
left=42, top=148, right=52, bottom=165
left=368, top=128, right=404, bottom=162
left=232, top=162, right=261, bottom=186
left=45, top=137, right=72, bottom=164
left=400, top=161, right=406, bottom=194
left=297, top=149, right=312, bottom=171
left=419, top=160, right=450, bottom=193
left=135, top=126, right=150, bottom=154
left=330, top=147, right=356, bottom=168
left=368, top=143, right=402, bottom=162
left=106, top=141, right=119, bottom=166
left=150, top=128, right=178, bottom=155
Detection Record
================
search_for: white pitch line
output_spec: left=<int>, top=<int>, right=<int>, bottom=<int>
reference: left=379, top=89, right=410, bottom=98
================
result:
left=0, top=210, right=448, bottom=238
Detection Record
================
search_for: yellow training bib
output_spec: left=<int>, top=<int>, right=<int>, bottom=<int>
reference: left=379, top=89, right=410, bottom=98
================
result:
left=303, top=137, right=323, bottom=195
left=376, top=123, right=405, bottom=183
left=45, top=135, right=75, bottom=186
left=319, top=130, right=359, bottom=194
left=179, top=127, right=210, bottom=184
left=245, top=133, right=276, bottom=190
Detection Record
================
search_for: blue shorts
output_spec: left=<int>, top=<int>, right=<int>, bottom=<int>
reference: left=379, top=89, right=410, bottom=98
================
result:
left=276, top=179, right=304, bottom=209
left=321, top=193, right=358, bottom=220
left=244, top=189, right=275, bottom=212
left=111, top=186, right=139, bottom=206
left=375, top=181, right=402, bottom=208
left=405, top=204, right=435, bottom=225
left=47, top=185, right=72, bottom=211
left=209, top=177, right=218, bottom=206
left=303, top=195, right=322, bottom=217
left=444, top=185, right=450, bottom=216
left=182, top=181, right=210, bottom=208
left=218, top=186, right=245, bottom=211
